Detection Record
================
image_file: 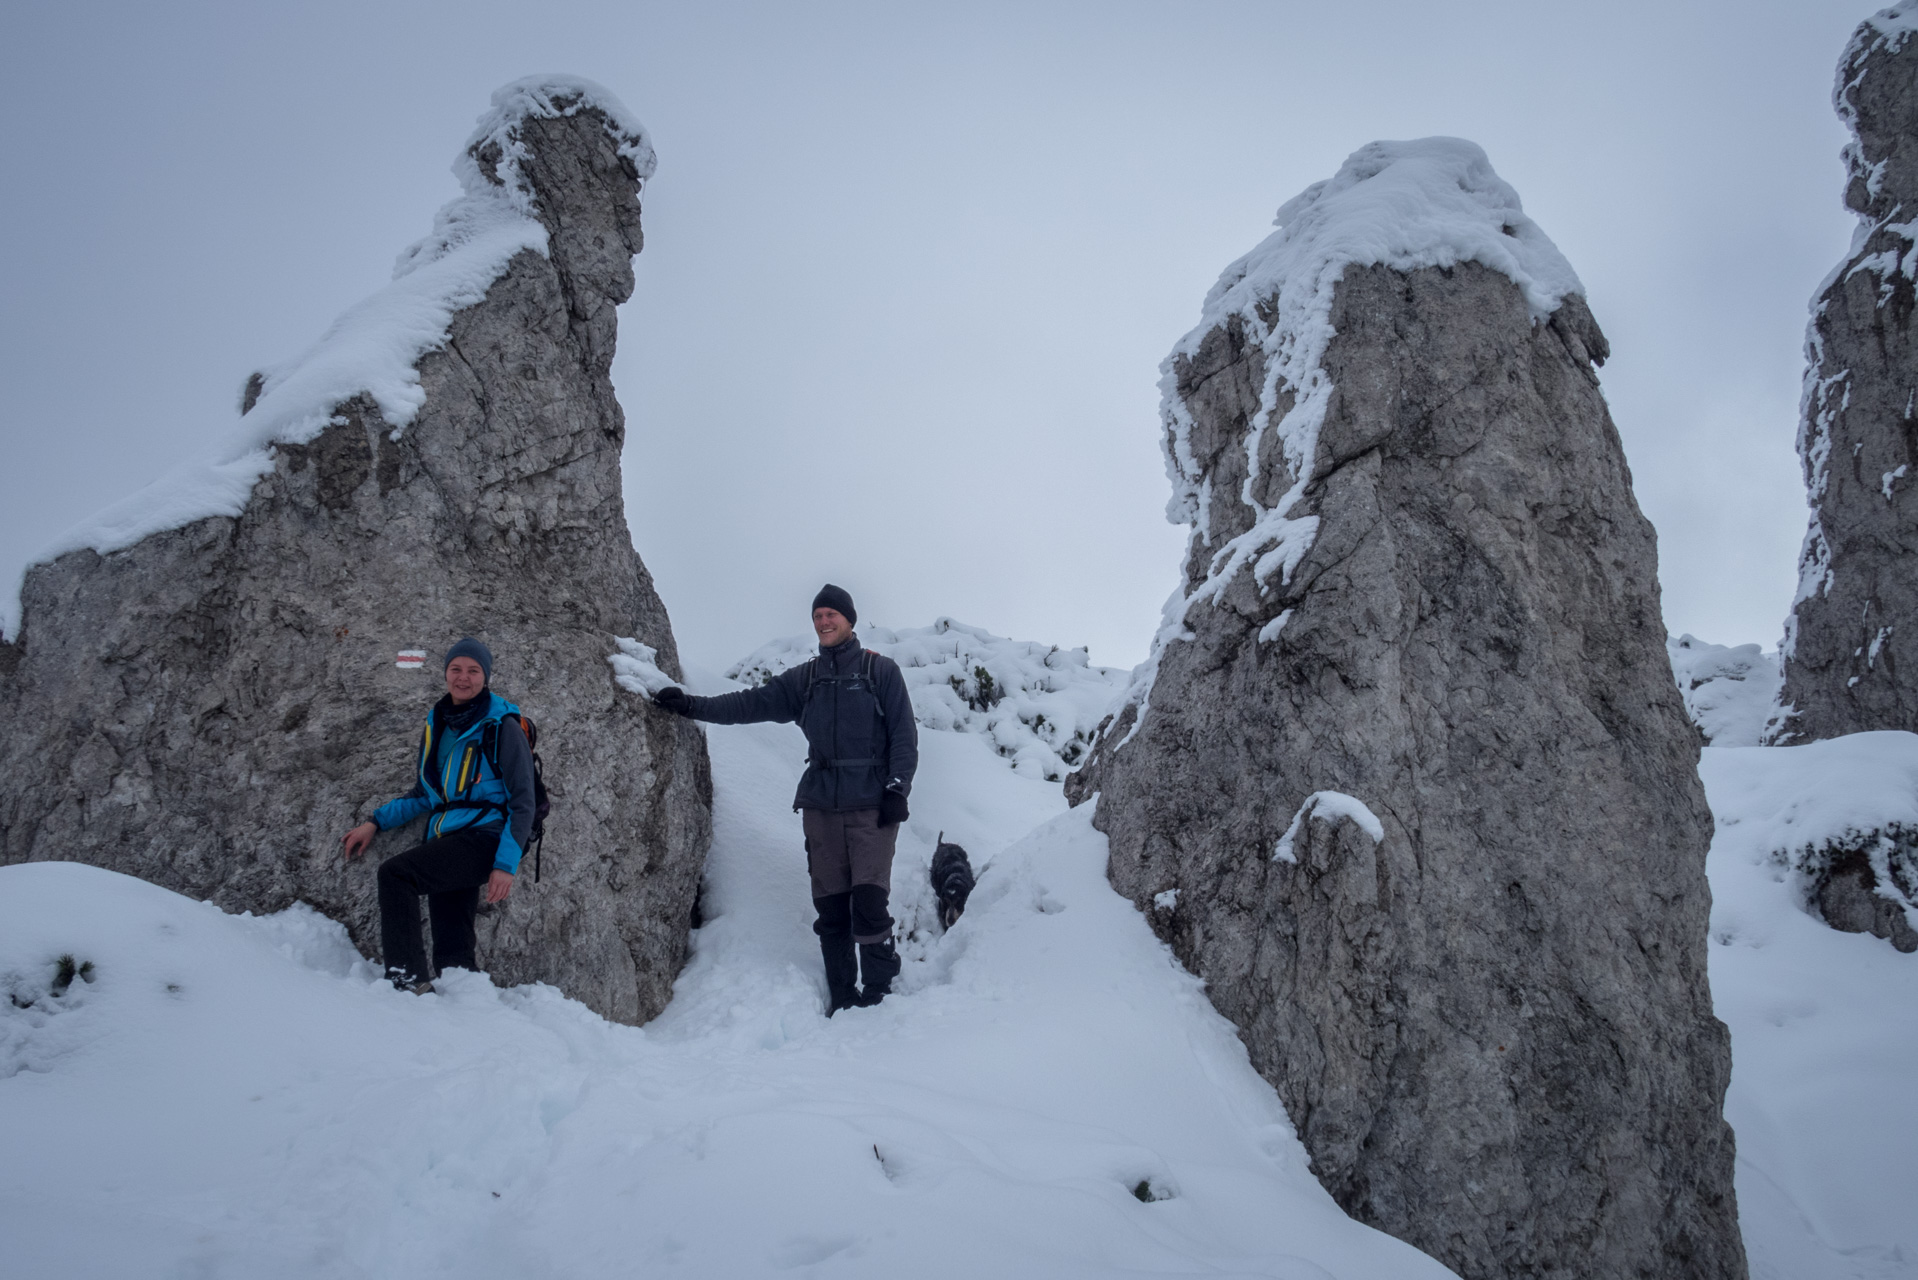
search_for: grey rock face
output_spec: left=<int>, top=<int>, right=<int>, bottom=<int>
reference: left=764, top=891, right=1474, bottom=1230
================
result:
left=1069, top=263, right=1744, bottom=1277
left=1775, top=5, right=1918, bottom=742
left=0, top=86, right=711, bottom=1025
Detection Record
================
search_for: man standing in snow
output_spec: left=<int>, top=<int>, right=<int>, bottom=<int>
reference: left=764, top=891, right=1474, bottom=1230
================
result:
left=653, top=585, right=917, bottom=1015
left=340, top=638, right=537, bottom=993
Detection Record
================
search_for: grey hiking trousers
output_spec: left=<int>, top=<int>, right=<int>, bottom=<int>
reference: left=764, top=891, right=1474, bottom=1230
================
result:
left=802, top=807, right=898, bottom=943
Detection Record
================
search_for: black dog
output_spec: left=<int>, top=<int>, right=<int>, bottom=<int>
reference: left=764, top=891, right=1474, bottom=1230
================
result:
left=930, top=833, right=976, bottom=930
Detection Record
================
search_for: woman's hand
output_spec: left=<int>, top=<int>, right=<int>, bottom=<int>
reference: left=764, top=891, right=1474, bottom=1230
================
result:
left=485, top=870, right=514, bottom=904
left=341, top=821, right=378, bottom=860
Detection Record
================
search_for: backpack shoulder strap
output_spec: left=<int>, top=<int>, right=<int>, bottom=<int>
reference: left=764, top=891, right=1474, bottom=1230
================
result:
left=480, top=709, right=538, bottom=768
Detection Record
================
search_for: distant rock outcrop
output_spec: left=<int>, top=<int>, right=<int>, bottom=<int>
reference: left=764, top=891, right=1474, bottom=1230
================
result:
left=1669, top=634, right=1782, bottom=748
left=1067, top=140, right=1745, bottom=1278
left=1774, top=1, right=1918, bottom=743
left=0, top=79, right=711, bottom=1025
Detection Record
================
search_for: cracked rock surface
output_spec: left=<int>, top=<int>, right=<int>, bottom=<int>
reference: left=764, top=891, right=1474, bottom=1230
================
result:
left=1069, top=262, right=1744, bottom=1278
left=1775, top=5, right=1918, bottom=742
left=0, top=90, right=711, bottom=1026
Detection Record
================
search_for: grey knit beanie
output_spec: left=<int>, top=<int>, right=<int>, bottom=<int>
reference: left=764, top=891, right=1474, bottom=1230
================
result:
left=443, top=636, right=493, bottom=683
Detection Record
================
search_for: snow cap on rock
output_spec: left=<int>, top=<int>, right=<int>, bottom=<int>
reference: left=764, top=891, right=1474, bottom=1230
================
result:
left=1118, top=137, right=1586, bottom=749
left=1164, top=135, right=1583, bottom=527
left=3, top=75, right=652, bottom=643
left=398, top=74, right=656, bottom=276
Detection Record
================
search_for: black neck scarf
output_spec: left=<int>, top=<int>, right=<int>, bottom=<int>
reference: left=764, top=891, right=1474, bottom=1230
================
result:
left=434, top=690, right=490, bottom=737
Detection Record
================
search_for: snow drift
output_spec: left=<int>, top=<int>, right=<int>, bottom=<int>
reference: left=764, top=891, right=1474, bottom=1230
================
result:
left=0, top=678, right=1454, bottom=1280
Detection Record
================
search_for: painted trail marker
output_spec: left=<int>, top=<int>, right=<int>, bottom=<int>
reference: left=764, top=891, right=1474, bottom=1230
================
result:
left=396, top=649, right=427, bottom=670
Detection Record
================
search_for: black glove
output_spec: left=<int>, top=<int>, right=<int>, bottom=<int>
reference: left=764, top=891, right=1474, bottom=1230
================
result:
left=653, top=686, right=693, bottom=717
left=879, top=786, right=909, bottom=827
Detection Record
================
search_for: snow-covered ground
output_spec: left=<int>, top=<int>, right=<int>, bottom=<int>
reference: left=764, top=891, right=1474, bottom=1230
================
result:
left=1663, top=625, right=1918, bottom=1279
left=0, top=659, right=1448, bottom=1280
left=3, top=638, right=1913, bottom=1279
left=1702, top=731, right=1918, bottom=1280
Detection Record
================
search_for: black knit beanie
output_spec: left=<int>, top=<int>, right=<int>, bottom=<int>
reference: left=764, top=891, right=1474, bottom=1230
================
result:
left=811, top=584, right=856, bottom=627
left=443, top=636, right=494, bottom=684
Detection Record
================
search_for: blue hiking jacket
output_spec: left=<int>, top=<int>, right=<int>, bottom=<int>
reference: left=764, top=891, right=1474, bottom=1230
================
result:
left=372, top=691, right=536, bottom=874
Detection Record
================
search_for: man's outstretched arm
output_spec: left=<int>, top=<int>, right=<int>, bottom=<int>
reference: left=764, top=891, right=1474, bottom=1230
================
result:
left=655, top=666, right=806, bottom=726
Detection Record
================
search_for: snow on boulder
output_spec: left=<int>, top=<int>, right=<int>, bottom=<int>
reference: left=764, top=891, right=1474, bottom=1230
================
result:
left=0, top=78, right=710, bottom=1026
left=1068, top=138, right=1744, bottom=1278
left=727, top=618, right=1126, bottom=782
left=1668, top=633, right=1782, bottom=747
left=1706, top=732, right=1918, bottom=954
left=1700, top=736, right=1918, bottom=1273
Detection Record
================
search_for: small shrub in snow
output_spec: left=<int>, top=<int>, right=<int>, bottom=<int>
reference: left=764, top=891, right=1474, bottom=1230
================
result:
left=51, top=955, right=95, bottom=998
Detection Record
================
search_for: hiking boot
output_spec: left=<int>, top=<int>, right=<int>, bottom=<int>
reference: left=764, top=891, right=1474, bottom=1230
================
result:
left=820, top=933, right=860, bottom=1017
left=387, top=967, right=433, bottom=996
left=815, top=893, right=861, bottom=1017
left=857, top=939, right=901, bottom=1006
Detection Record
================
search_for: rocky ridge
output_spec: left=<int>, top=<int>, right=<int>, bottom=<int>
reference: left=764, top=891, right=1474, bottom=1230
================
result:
left=0, top=78, right=710, bottom=1026
left=1774, top=0, right=1918, bottom=743
left=1068, top=139, right=1746, bottom=1278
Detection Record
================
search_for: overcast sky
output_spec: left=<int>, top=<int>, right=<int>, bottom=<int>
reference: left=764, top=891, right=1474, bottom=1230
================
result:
left=0, top=0, right=1873, bottom=670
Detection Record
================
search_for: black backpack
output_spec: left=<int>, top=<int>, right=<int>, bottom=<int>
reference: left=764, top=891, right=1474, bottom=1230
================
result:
left=479, top=713, right=552, bottom=882
left=800, top=649, right=884, bottom=718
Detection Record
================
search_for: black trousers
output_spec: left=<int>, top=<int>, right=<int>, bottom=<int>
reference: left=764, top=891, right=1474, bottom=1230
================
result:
left=377, top=827, right=499, bottom=984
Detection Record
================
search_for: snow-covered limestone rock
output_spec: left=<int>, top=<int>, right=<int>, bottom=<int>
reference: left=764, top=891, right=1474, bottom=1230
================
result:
left=1067, top=139, right=1744, bottom=1278
left=1774, top=1, right=1918, bottom=743
left=0, top=78, right=711, bottom=1025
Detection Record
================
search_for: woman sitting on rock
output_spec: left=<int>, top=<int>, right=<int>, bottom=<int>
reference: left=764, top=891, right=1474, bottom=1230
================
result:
left=341, top=637, right=535, bottom=992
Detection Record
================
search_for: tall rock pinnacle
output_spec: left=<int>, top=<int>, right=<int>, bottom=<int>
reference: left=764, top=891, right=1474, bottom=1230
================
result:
left=1066, top=139, right=1745, bottom=1278
left=0, top=78, right=711, bottom=1025
left=1773, top=0, right=1918, bottom=742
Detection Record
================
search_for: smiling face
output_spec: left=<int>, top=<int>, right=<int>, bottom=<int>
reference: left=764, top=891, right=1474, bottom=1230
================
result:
left=445, top=656, right=486, bottom=705
left=812, top=607, right=853, bottom=648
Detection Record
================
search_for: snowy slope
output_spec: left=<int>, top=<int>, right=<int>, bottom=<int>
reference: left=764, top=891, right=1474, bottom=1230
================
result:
left=8, top=639, right=1912, bottom=1279
left=1660, top=636, right=1917, bottom=1275
left=0, top=659, right=1450, bottom=1280
left=1701, top=733, right=1918, bottom=1279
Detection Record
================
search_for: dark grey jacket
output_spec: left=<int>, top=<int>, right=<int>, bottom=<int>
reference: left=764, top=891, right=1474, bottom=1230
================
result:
left=687, top=636, right=917, bottom=812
